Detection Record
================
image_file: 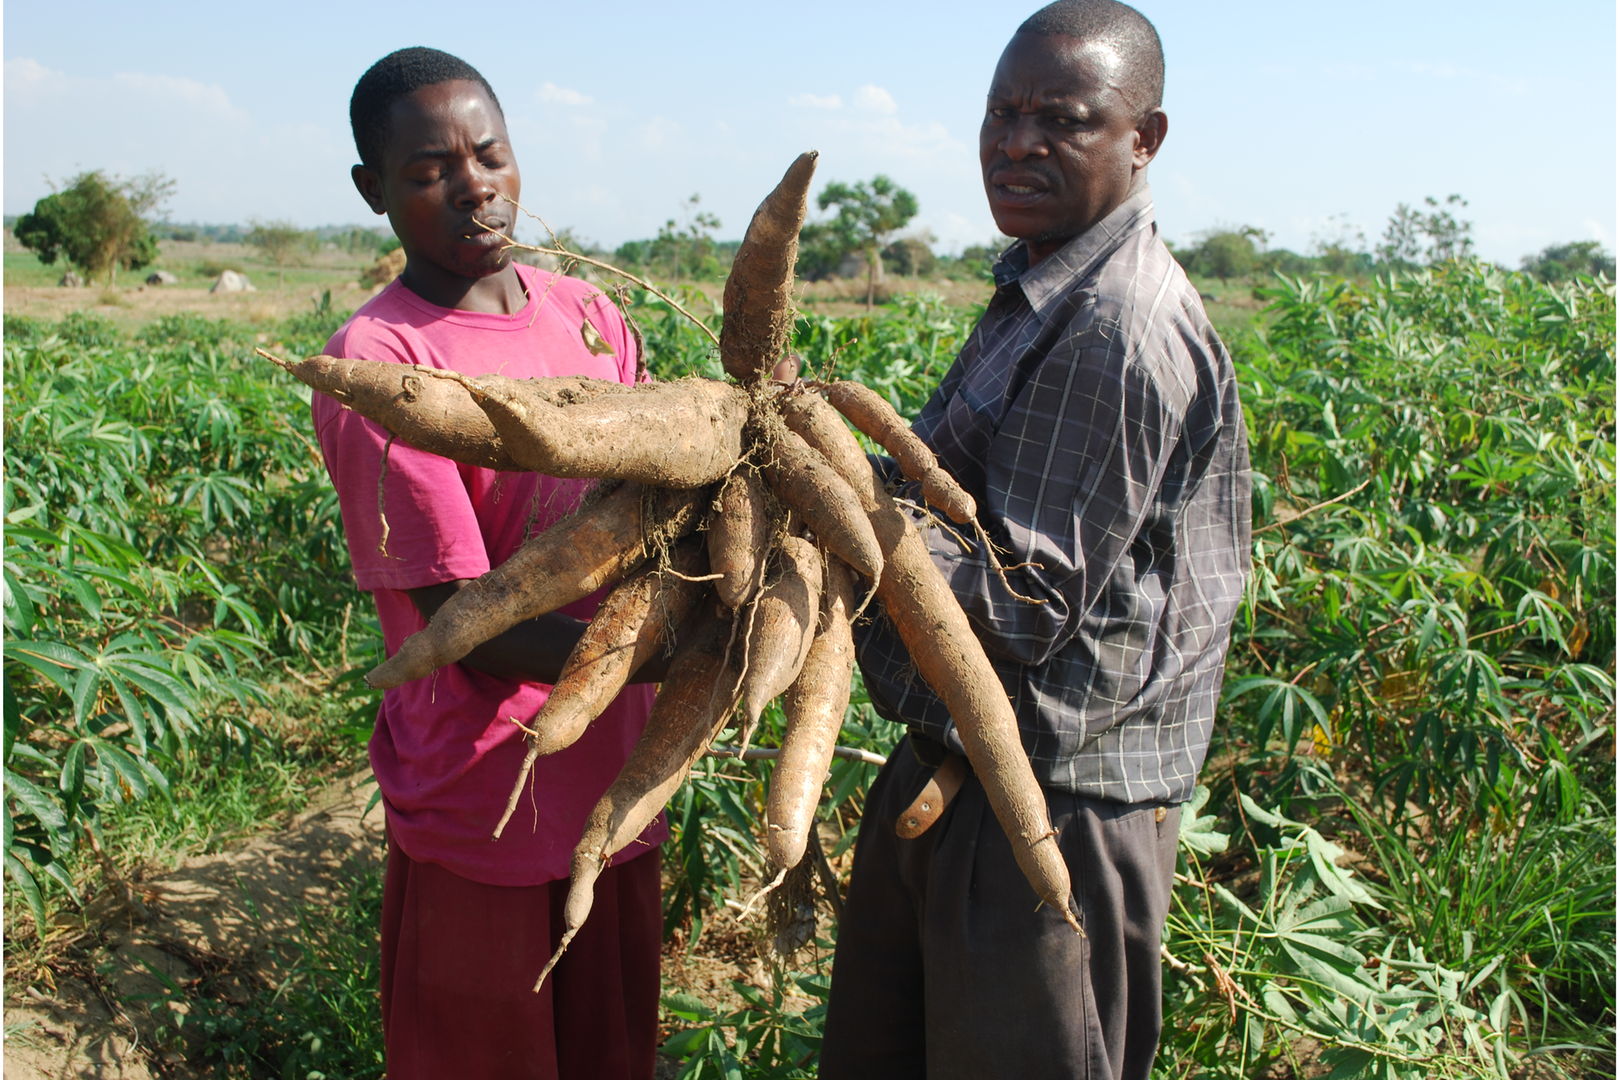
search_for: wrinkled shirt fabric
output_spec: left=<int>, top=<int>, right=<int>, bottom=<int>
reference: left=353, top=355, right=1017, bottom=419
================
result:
left=855, top=186, right=1252, bottom=805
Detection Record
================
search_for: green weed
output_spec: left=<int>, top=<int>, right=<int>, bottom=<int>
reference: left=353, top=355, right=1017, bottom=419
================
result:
left=143, top=862, right=385, bottom=1078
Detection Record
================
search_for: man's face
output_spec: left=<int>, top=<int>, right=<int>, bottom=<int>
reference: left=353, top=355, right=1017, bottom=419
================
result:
left=355, top=79, right=521, bottom=304
left=980, top=32, right=1161, bottom=266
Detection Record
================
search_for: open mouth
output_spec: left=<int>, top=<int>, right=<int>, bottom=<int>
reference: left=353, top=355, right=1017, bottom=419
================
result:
left=462, top=218, right=509, bottom=242
left=988, top=172, right=1052, bottom=208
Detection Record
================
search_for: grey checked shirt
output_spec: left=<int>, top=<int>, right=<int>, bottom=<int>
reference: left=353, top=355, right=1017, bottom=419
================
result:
left=856, top=187, right=1252, bottom=805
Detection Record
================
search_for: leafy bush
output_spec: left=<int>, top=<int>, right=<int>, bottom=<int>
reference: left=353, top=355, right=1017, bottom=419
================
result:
left=13, top=170, right=166, bottom=284
left=1231, top=263, right=1614, bottom=821
left=1165, top=789, right=1514, bottom=1079
left=1195, top=261, right=1616, bottom=1073
left=3, top=309, right=371, bottom=925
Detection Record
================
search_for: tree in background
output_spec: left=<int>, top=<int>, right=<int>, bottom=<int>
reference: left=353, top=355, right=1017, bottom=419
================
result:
left=1377, top=194, right=1474, bottom=268
left=1308, top=214, right=1375, bottom=277
left=1180, top=225, right=1269, bottom=281
left=813, top=175, right=919, bottom=309
left=934, top=239, right=1009, bottom=283
left=14, top=171, right=173, bottom=284
left=881, top=229, right=938, bottom=278
left=246, top=220, right=315, bottom=285
left=1521, top=240, right=1615, bottom=283
left=793, top=220, right=848, bottom=283
left=325, top=225, right=394, bottom=258
left=659, top=195, right=723, bottom=281
left=615, top=195, right=724, bottom=282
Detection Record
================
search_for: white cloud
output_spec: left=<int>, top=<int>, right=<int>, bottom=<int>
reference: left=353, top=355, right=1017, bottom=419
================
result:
left=853, top=84, right=898, bottom=116
left=538, top=81, right=593, bottom=107
left=6, top=58, right=245, bottom=125
left=789, top=92, right=842, bottom=110
left=113, top=71, right=243, bottom=118
left=792, top=83, right=965, bottom=168
left=5, top=57, right=54, bottom=91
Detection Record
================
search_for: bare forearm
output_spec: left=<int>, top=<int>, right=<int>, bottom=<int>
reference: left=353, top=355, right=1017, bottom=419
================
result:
left=406, top=581, right=670, bottom=684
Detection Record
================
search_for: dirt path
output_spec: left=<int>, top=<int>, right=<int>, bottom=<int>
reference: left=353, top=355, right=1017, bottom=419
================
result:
left=4, top=771, right=385, bottom=1079
left=3, top=766, right=817, bottom=1078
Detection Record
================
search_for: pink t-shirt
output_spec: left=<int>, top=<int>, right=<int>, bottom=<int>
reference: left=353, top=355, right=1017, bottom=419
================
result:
left=313, top=263, right=666, bottom=886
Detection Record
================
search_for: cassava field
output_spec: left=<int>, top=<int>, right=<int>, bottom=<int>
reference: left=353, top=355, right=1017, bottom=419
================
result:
left=2, top=230, right=1613, bottom=1079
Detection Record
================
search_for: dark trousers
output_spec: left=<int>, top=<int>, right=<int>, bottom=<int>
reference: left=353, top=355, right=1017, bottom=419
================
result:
left=379, top=835, right=662, bottom=1080
left=820, top=740, right=1180, bottom=1080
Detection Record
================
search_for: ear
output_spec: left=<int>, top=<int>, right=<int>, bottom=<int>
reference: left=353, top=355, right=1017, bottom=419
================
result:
left=352, top=164, right=387, bottom=216
left=1133, top=109, right=1168, bottom=170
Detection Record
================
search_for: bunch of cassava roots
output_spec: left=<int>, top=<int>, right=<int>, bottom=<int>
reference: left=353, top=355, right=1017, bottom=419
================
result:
left=270, top=152, right=1080, bottom=990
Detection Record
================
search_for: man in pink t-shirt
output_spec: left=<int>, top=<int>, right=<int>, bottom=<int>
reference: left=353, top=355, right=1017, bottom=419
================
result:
left=315, top=47, right=664, bottom=1079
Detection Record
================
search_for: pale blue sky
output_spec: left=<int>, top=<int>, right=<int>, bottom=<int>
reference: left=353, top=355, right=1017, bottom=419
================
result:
left=5, top=1, right=1615, bottom=266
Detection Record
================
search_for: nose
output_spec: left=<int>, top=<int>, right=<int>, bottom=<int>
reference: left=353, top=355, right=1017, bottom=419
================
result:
left=453, top=161, right=498, bottom=209
left=998, top=115, right=1047, bottom=162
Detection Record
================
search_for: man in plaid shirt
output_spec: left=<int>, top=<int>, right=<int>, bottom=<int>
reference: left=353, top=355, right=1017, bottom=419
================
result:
left=819, top=2, right=1251, bottom=1078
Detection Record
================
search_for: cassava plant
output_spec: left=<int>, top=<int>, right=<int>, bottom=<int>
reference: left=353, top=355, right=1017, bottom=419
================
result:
left=3, top=305, right=364, bottom=929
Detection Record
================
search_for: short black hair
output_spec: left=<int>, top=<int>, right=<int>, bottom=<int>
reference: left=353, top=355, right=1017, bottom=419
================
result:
left=1017, top=0, right=1164, bottom=118
left=350, top=47, right=503, bottom=169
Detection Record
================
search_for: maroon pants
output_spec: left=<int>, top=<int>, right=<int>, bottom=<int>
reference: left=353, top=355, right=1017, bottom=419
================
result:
left=380, top=835, right=662, bottom=1080
left=820, top=740, right=1180, bottom=1080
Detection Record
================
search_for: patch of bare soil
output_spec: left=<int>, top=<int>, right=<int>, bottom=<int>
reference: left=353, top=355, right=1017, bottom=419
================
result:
left=2, top=769, right=828, bottom=1079
left=3, top=772, right=385, bottom=1079
left=2, top=282, right=374, bottom=334
left=795, top=275, right=992, bottom=318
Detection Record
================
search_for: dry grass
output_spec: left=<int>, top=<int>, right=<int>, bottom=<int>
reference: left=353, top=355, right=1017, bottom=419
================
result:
left=3, top=232, right=383, bottom=332
left=3, top=281, right=374, bottom=331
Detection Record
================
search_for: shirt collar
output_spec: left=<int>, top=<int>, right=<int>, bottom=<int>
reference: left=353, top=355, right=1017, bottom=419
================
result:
left=992, top=186, right=1157, bottom=318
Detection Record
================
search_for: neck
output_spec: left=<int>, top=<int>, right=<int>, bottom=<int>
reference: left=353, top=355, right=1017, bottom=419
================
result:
left=401, top=262, right=527, bottom=314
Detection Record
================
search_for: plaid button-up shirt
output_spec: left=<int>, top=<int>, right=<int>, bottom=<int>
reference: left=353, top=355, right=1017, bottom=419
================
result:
left=855, top=187, right=1253, bottom=805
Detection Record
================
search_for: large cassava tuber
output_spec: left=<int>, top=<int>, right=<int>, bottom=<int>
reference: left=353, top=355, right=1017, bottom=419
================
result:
left=493, top=537, right=710, bottom=841
left=537, top=606, right=742, bottom=990
left=708, top=468, right=775, bottom=610
left=366, top=482, right=707, bottom=690
left=446, top=371, right=749, bottom=489
left=735, top=534, right=824, bottom=752
left=767, top=555, right=856, bottom=881
left=754, top=409, right=884, bottom=584
left=824, top=379, right=977, bottom=524
left=783, top=386, right=1082, bottom=933
left=268, top=353, right=517, bottom=471
left=721, top=151, right=818, bottom=387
